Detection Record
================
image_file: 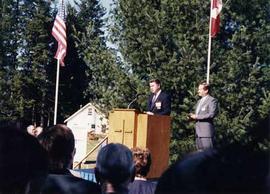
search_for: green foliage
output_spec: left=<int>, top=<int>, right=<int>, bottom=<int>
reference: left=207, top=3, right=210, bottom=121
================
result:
left=0, top=0, right=53, bottom=125
left=0, top=0, right=20, bottom=120
left=18, top=0, right=53, bottom=125
left=70, top=0, right=139, bottom=114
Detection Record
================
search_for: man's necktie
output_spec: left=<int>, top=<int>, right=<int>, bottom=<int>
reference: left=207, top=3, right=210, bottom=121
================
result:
left=196, top=99, right=203, bottom=114
left=151, top=95, right=156, bottom=108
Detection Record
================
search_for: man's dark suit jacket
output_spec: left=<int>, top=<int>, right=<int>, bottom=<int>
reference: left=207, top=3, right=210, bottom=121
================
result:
left=147, top=91, right=171, bottom=116
left=41, top=169, right=101, bottom=194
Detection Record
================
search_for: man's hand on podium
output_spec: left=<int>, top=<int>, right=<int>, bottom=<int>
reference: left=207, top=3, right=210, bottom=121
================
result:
left=146, top=111, right=154, bottom=115
left=188, top=113, right=197, bottom=120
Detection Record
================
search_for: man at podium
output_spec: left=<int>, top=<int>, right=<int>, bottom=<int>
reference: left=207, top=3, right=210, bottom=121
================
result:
left=146, top=79, right=171, bottom=116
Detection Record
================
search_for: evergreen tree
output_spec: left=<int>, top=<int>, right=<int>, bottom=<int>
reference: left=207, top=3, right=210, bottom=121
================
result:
left=0, top=0, right=21, bottom=120
left=1, top=0, right=55, bottom=126
left=16, top=0, right=53, bottom=126
left=68, top=0, right=135, bottom=114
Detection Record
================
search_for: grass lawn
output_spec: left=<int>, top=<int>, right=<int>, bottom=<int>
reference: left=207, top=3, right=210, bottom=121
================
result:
left=86, top=138, right=100, bottom=161
left=76, top=134, right=107, bottom=169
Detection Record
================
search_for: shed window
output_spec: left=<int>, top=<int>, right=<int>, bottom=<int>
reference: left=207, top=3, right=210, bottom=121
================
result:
left=88, top=108, right=92, bottom=115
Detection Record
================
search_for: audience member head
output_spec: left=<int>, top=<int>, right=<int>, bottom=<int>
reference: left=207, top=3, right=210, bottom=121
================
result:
left=38, top=124, right=75, bottom=171
left=155, top=143, right=269, bottom=194
left=0, top=125, right=48, bottom=194
left=95, top=143, right=135, bottom=194
left=131, top=147, right=151, bottom=178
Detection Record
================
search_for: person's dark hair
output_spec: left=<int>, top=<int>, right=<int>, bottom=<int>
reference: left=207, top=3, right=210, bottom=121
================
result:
left=131, top=147, right=151, bottom=177
left=149, top=79, right=161, bottom=85
left=155, top=143, right=269, bottom=194
left=199, top=81, right=210, bottom=92
left=95, top=143, right=135, bottom=187
left=38, top=124, right=75, bottom=171
left=0, top=126, right=48, bottom=194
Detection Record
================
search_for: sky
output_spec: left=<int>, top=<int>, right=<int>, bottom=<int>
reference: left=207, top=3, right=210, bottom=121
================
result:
left=65, top=0, right=115, bottom=47
left=100, top=0, right=116, bottom=48
left=66, top=0, right=113, bottom=15
left=100, top=0, right=113, bottom=16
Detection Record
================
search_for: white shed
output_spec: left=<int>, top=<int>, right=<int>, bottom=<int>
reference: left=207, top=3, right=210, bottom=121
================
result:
left=64, top=103, right=108, bottom=162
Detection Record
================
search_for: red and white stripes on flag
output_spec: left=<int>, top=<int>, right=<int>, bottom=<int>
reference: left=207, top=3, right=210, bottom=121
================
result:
left=52, top=0, right=66, bottom=66
left=211, top=0, right=222, bottom=37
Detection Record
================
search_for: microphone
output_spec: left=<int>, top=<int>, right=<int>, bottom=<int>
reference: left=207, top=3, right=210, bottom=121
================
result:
left=127, top=93, right=145, bottom=109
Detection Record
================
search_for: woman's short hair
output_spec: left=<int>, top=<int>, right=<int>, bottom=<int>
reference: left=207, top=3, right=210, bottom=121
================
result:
left=131, top=147, right=151, bottom=177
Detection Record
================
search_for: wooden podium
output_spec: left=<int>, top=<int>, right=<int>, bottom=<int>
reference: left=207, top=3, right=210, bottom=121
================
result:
left=108, top=109, right=171, bottom=178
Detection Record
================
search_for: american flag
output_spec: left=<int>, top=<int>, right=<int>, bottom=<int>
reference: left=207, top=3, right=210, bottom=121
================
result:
left=52, top=0, right=66, bottom=66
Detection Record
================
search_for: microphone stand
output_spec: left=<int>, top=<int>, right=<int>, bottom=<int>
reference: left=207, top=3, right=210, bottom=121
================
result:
left=127, top=93, right=144, bottom=109
left=127, top=95, right=138, bottom=109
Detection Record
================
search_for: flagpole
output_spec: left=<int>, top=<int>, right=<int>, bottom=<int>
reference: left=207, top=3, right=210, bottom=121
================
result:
left=53, top=59, right=60, bottom=125
left=207, top=0, right=213, bottom=84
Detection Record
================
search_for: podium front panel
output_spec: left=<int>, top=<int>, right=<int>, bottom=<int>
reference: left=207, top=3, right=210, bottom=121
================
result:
left=108, top=109, right=138, bottom=148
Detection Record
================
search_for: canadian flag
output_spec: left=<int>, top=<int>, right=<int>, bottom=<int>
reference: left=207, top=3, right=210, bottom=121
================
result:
left=211, top=0, right=223, bottom=37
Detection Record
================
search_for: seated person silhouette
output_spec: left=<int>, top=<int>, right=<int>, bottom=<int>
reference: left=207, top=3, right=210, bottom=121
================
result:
left=155, top=143, right=269, bottom=194
left=38, top=124, right=101, bottom=194
left=95, top=143, right=135, bottom=194
left=0, top=123, right=48, bottom=194
left=128, top=147, right=156, bottom=194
